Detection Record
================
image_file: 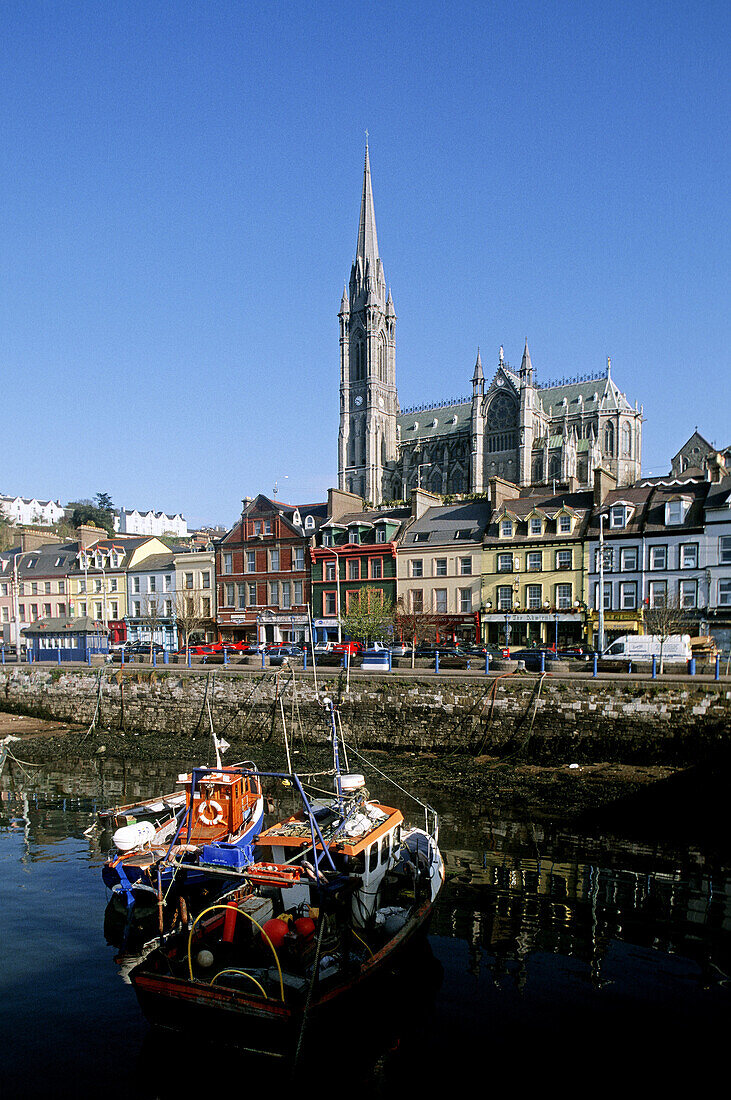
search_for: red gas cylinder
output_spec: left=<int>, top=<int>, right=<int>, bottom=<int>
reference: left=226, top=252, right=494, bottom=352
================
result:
left=261, top=918, right=289, bottom=949
left=294, top=917, right=316, bottom=943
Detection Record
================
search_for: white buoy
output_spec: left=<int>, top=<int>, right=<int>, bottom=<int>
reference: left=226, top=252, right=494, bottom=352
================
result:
left=112, top=820, right=156, bottom=852
left=197, top=949, right=215, bottom=968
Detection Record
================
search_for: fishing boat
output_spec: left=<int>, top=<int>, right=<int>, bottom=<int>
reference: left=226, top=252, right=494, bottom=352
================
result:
left=128, top=698, right=444, bottom=1059
left=102, top=761, right=265, bottom=911
left=98, top=790, right=187, bottom=852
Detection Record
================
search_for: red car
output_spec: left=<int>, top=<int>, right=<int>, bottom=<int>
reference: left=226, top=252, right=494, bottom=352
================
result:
left=331, top=641, right=363, bottom=656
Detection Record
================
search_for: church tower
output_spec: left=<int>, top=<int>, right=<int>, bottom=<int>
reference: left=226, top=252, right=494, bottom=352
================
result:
left=338, top=143, right=397, bottom=504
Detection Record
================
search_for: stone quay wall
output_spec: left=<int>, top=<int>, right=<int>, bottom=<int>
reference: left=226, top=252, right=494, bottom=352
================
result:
left=1, top=666, right=730, bottom=765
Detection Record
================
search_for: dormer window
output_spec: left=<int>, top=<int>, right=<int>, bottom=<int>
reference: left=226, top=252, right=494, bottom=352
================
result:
left=665, top=499, right=688, bottom=525
left=558, top=514, right=572, bottom=534
left=610, top=505, right=627, bottom=529
left=529, top=517, right=542, bottom=536
left=322, top=531, right=333, bottom=547
left=500, top=520, right=513, bottom=538
left=348, top=529, right=361, bottom=545
left=376, top=527, right=386, bottom=543
left=304, top=515, right=315, bottom=531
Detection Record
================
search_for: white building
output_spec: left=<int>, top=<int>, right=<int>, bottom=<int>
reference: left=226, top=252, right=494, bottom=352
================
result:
left=0, top=495, right=65, bottom=527
left=115, top=508, right=188, bottom=538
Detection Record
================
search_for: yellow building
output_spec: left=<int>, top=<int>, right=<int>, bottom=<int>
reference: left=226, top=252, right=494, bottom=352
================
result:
left=481, top=486, right=593, bottom=649
left=67, top=534, right=171, bottom=640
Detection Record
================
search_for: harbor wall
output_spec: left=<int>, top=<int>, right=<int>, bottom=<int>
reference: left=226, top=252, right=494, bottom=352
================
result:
left=1, top=665, right=730, bottom=765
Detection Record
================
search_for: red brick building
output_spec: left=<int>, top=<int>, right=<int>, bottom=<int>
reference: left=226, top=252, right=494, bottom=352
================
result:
left=216, top=494, right=327, bottom=646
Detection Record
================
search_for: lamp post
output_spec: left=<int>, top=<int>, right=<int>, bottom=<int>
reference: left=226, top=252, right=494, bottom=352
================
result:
left=598, top=512, right=607, bottom=654
left=321, top=545, right=342, bottom=643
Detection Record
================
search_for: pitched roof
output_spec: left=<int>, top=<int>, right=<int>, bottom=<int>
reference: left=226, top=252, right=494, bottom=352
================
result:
left=402, top=500, right=491, bottom=545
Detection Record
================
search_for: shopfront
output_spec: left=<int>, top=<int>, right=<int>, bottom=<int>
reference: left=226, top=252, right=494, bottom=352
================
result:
left=482, top=611, right=584, bottom=649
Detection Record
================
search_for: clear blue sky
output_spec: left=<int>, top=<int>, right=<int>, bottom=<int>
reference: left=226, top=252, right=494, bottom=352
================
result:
left=1, top=1, right=728, bottom=527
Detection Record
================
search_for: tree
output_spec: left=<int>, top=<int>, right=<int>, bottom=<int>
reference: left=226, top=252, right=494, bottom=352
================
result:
left=172, top=588, right=210, bottom=661
left=393, top=598, right=448, bottom=668
left=339, top=587, right=395, bottom=648
left=136, top=593, right=172, bottom=659
left=69, top=496, right=115, bottom=537
left=643, top=592, right=690, bottom=673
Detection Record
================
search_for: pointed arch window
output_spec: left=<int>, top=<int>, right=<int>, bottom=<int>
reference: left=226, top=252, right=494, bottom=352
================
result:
left=621, top=423, right=632, bottom=458
left=604, top=422, right=615, bottom=456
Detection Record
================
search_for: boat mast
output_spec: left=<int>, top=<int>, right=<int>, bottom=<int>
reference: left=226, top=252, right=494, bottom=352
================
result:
left=323, top=697, right=344, bottom=812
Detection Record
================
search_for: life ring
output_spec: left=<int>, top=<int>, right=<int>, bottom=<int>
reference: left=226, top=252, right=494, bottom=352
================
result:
left=198, top=799, right=224, bottom=826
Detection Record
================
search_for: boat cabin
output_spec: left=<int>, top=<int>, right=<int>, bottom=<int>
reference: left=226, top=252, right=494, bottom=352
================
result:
left=178, top=768, right=261, bottom=842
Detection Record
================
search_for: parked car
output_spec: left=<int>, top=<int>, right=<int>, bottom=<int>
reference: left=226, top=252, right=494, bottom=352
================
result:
left=314, top=641, right=336, bottom=654
left=558, top=645, right=597, bottom=662
left=510, top=648, right=562, bottom=671
left=267, top=645, right=304, bottom=666
left=127, top=641, right=165, bottom=654
left=331, top=641, right=362, bottom=657
left=390, top=643, right=413, bottom=658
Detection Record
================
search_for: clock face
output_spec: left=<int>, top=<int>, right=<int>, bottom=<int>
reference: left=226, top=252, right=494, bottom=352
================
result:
left=354, top=395, right=363, bottom=406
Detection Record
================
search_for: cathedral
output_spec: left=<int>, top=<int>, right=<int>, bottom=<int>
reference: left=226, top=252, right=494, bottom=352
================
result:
left=338, top=146, right=643, bottom=505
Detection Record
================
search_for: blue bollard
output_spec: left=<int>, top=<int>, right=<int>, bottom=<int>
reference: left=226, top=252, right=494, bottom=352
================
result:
left=1, top=649, right=4, bottom=665
left=652, top=655, right=657, bottom=678
left=628, top=660, right=632, bottom=674
left=164, top=650, right=169, bottom=665
left=688, top=657, right=696, bottom=676
left=121, top=649, right=125, bottom=666
left=187, top=650, right=191, bottom=668
left=223, top=649, right=228, bottom=666
left=716, top=654, right=720, bottom=681
left=388, top=649, right=392, bottom=672
left=261, top=648, right=266, bottom=669
left=153, top=651, right=157, bottom=667
left=303, top=649, right=307, bottom=670
left=435, top=650, right=440, bottom=674
left=485, top=653, right=490, bottom=674
left=592, top=654, right=598, bottom=677
left=57, top=650, right=61, bottom=665
left=540, top=651, right=546, bottom=673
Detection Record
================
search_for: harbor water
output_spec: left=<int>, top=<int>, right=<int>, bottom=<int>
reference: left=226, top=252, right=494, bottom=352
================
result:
left=1, top=754, right=729, bottom=1096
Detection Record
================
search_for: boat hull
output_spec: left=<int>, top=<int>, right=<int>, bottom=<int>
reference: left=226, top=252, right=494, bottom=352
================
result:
left=131, top=898, right=434, bottom=1057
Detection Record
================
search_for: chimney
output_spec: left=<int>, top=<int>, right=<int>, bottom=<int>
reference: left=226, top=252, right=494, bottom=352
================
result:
left=593, top=466, right=617, bottom=505
left=489, top=476, right=520, bottom=512
left=77, top=524, right=105, bottom=549
left=410, top=487, right=441, bottom=520
left=20, top=527, right=62, bottom=552
left=327, top=487, right=363, bottom=521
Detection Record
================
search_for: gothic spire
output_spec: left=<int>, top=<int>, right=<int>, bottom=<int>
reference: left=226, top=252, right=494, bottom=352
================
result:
left=356, top=140, right=380, bottom=265
left=472, top=348, right=484, bottom=382
left=521, top=339, right=533, bottom=376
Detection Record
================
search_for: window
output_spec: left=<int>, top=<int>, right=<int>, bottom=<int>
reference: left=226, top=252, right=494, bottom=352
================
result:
left=414, top=532, right=429, bottom=543
left=133, top=602, right=141, bottom=618
left=526, top=551, right=542, bottom=572
left=497, top=586, right=512, bottom=611
left=1, top=607, right=8, bottom=623
left=184, top=572, right=193, bottom=589
left=322, top=531, right=333, bottom=547
left=459, top=556, right=472, bottom=575
left=30, top=583, right=39, bottom=596
left=281, top=582, right=291, bottom=609
left=269, top=549, right=280, bottom=572
left=497, top=553, right=513, bottom=573
left=434, top=558, right=447, bottom=577
left=370, top=558, right=382, bottom=579
left=593, top=583, right=612, bottom=610
left=679, top=579, right=697, bottom=608
left=620, top=582, right=637, bottom=609
left=294, top=580, right=303, bottom=604
left=665, top=499, right=687, bottom=525
left=610, top=505, right=626, bottom=528
left=720, top=537, right=731, bottom=565
left=324, top=590, right=337, bottom=616
left=223, top=553, right=233, bottom=574
left=264, top=520, right=272, bottom=535
left=526, top=584, right=542, bottom=610
left=78, top=580, right=85, bottom=594
left=556, top=583, right=572, bottom=609
left=411, top=589, right=423, bottom=613
left=555, top=550, right=572, bottom=570
left=433, top=589, right=447, bottom=614
left=680, top=544, right=698, bottom=570
left=500, top=520, right=513, bottom=538
left=459, top=588, right=472, bottom=613
left=44, top=581, right=51, bottom=594
left=719, top=580, right=731, bottom=607
left=529, top=517, right=542, bottom=535
left=293, top=547, right=305, bottom=570
left=110, top=578, right=118, bottom=592
left=237, top=584, right=246, bottom=609
left=226, top=583, right=235, bottom=606
left=411, top=559, right=423, bottom=578
left=248, top=583, right=257, bottom=605
left=0, top=583, right=7, bottom=596
left=325, top=561, right=336, bottom=582
left=78, top=603, right=85, bottom=617
left=376, top=527, right=386, bottom=543
left=620, top=546, right=638, bottom=571
left=650, top=545, right=667, bottom=571
left=164, top=575, right=171, bottom=591
left=454, top=529, right=472, bottom=540
left=558, top=514, right=572, bottom=533
left=348, top=529, right=361, bottom=544
left=348, top=559, right=360, bottom=580
left=94, top=578, right=103, bottom=593
left=149, top=576, right=157, bottom=593
left=253, top=521, right=262, bottom=536
left=269, top=582, right=278, bottom=605
left=649, top=580, right=667, bottom=608
left=202, top=572, right=210, bottom=589
left=44, top=603, right=52, bottom=617
left=133, top=577, right=140, bottom=593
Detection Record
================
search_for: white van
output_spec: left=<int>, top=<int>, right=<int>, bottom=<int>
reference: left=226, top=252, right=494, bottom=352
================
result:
left=601, top=634, right=692, bottom=663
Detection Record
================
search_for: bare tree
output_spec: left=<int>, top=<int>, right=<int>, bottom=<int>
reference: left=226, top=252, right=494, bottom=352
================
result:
left=394, top=598, right=448, bottom=668
left=172, top=588, right=210, bottom=662
left=136, top=593, right=171, bottom=661
left=643, top=592, right=691, bottom=673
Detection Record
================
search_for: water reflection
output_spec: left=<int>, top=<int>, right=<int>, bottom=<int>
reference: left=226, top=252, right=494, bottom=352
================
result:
left=1, top=755, right=730, bottom=1094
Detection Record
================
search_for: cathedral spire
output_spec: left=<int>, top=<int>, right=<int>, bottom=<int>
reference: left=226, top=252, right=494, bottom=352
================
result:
left=356, top=139, right=380, bottom=265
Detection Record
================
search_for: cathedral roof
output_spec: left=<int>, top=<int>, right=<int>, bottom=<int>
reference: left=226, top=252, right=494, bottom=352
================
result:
left=536, top=375, right=634, bottom=418
left=357, top=143, right=379, bottom=266
left=398, top=400, right=471, bottom=443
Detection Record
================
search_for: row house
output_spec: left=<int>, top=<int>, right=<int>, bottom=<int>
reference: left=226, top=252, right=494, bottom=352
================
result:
left=311, top=490, right=408, bottom=644
left=481, top=478, right=592, bottom=648
left=125, top=545, right=216, bottom=650
left=174, top=548, right=217, bottom=645
left=0, top=494, right=65, bottom=527
left=586, top=476, right=719, bottom=647
left=217, top=495, right=327, bottom=646
left=396, top=492, right=489, bottom=645
left=702, top=476, right=731, bottom=652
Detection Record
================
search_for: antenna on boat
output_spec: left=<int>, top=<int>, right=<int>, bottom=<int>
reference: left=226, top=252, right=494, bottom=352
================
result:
left=322, top=697, right=344, bottom=812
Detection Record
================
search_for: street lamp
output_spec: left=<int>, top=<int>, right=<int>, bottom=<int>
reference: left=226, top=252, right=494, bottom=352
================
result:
left=598, top=512, right=608, bottom=654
